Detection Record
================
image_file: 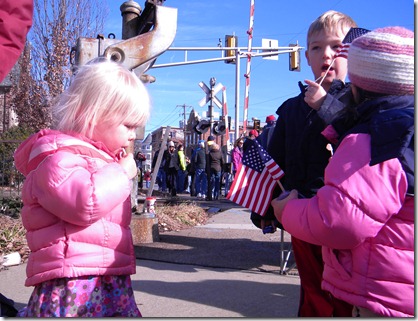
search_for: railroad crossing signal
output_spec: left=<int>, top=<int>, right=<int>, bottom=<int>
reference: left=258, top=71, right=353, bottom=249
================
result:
left=198, top=81, right=223, bottom=108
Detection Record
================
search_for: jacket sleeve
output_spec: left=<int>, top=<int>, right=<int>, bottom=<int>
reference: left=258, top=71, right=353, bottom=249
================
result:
left=232, top=148, right=240, bottom=171
left=317, top=93, right=347, bottom=125
left=281, top=133, right=408, bottom=249
left=30, top=151, right=131, bottom=226
left=178, top=151, right=186, bottom=170
left=0, top=0, right=33, bottom=82
left=268, top=108, right=286, bottom=172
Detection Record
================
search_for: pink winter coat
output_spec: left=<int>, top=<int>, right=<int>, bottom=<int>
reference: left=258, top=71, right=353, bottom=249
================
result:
left=281, top=133, right=414, bottom=317
left=231, top=146, right=243, bottom=173
left=14, top=129, right=137, bottom=286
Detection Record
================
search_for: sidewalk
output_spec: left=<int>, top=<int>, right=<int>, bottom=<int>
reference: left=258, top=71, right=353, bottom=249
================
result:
left=0, top=195, right=300, bottom=317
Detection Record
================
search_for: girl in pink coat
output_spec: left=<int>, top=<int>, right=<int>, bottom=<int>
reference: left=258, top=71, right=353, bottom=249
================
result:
left=231, top=138, right=244, bottom=176
left=14, top=59, right=150, bottom=317
left=272, top=27, right=414, bottom=317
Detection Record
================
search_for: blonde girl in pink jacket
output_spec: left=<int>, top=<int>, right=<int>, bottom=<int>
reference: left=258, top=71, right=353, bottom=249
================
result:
left=14, top=59, right=150, bottom=317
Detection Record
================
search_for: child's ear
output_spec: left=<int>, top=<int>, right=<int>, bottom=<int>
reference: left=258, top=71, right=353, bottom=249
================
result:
left=305, top=50, right=311, bottom=66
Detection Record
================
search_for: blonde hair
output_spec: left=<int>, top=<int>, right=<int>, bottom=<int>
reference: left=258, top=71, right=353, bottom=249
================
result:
left=210, top=143, right=220, bottom=151
left=52, top=59, right=150, bottom=138
left=307, top=10, right=357, bottom=48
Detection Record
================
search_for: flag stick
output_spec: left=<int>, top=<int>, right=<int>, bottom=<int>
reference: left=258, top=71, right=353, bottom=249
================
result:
left=317, top=57, right=336, bottom=86
left=277, top=179, right=285, bottom=192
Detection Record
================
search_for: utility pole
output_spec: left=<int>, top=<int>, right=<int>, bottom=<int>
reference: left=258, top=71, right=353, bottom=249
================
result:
left=209, top=77, right=217, bottom=135
left=176, top=104, right=192, bottom=147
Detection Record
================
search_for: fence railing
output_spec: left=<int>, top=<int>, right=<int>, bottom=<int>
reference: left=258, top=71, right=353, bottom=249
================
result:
left=0, top=152, right=24, bottom=201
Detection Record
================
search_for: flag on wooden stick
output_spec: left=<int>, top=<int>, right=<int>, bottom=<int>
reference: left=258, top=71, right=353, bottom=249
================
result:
left=227, top=138, right=284, bottom=216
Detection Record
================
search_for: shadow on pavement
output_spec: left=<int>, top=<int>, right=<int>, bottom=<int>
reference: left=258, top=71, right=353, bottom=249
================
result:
left=135, top=229, right=295, bottom=273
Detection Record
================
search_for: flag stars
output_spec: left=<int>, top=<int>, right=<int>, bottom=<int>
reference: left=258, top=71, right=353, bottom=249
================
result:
left=243, top=142, right=272, bottom=172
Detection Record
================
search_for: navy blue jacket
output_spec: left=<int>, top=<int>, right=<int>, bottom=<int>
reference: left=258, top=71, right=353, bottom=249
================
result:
left=267, top=80, right=353, bottom=197
left=336, top=95, right=414, bottom=195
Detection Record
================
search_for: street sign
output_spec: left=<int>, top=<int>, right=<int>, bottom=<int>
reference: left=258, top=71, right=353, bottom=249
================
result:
left=262, top=38, right=279, bottom=60
left=198, top=81, right=223, bottom=108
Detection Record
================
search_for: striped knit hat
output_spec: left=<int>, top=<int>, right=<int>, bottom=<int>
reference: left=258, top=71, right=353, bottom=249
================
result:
left=348, top=26, right=414, bottom=96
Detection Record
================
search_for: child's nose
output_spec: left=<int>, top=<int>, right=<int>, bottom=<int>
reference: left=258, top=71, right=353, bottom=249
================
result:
left=323, top=46, right=334, bottom=59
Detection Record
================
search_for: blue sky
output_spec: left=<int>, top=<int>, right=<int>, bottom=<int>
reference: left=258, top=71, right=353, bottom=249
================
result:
left=103, top=0, right=414, bottom=136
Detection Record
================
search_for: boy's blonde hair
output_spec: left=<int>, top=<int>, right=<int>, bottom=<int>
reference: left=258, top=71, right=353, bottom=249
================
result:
left=307, top=10, right=357, bottom=47
left=52, top=59, right=150, bottom=138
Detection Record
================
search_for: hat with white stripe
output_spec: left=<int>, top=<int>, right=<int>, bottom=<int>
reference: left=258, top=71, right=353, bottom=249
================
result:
left=348, top=26, right=414, bottom=96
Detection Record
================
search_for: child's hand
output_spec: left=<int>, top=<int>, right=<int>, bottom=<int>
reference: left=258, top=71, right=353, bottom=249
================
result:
left=271, top=189, right=298, bottom=223
left=304, top=79, right=327, bottom=110
left=118, top=152, right=137, bottom=179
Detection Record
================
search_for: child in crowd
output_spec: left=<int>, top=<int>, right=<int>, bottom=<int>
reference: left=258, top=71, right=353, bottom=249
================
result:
left=194, top=140, right=207, bottom=198
left=144, top=170, right=151, bottom=188
left=14, top=59, right=150, bottom=317
left=231, top=137, right=244, bottom=177
left=273, top=26, right=414, bottom=317
left=266, top=10, right=357, bottom=317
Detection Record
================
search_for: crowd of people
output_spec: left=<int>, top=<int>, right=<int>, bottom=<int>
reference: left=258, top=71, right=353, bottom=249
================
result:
left=1, top=0, right=414, bottom=317
left=148, top=121, right=276, bottom=201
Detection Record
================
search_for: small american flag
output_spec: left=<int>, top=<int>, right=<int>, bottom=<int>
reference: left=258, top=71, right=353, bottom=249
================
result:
left=227, top=138, right=284, bottom=216
left=335, top=27, right=370, bottom=58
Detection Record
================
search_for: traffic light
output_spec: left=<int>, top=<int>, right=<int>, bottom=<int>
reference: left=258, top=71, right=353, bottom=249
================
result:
left=225, top=35, right=238, bottom=64
left=289, top=43, right=300, bottom=71
left=253, top=119, right=260, bottom=131
left=193, top=119, right=210, bottom=134
left=213, top=120, right=226, bottom=135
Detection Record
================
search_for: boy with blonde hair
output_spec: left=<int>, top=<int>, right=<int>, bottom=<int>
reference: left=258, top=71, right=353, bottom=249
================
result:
left=266, top=10, right=356, bottom=316
left=273, top=26, right=414, bottom=317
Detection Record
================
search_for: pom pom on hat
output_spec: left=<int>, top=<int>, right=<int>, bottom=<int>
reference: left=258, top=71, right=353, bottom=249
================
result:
left=265, top=115, right=276, bottom=123
left=348, top=26, right=414, bottom=96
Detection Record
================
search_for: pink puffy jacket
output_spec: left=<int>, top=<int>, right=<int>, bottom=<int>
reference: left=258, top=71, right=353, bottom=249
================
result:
left=14, top=129, right=136, bottom=286
left=282, top=133, right=414, bottom=317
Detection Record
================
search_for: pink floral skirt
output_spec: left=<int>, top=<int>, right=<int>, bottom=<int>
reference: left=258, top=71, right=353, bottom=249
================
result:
left=17, top=274, right=141, bottom=317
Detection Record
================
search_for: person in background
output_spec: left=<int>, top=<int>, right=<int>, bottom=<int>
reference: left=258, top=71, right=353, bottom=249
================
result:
left=273, top=26, right=414, bottom=317
left=248, top=129, right=258, bottom=140
left=231, top=137, right=244, bottom=178
left=164, top=140, right=179, bottom=197
left=151, top=146, right=167, bottom=192
left=14, top=59, right=150, bottom=317
left=266, top=10, right=357, bottom=317
left=221, top=140, right=234, bottom=197
left=222, top=162, right=233, bottom=197
left=183, top=156, right=191, bottom=193
left=143, top=169, right=151, bottom=189
left=207, top=143, right=223, bottom=201
left=194, top=140, right=207, bottom=199
left=176, top=143, right=187, bottom=193
left=207, top=135, right=215, bottom=148
left=135, top=151, right=146, bottom=189
left=186, top=151, right=197, bottom=196
left=257, top=115, right=276, bottom=148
